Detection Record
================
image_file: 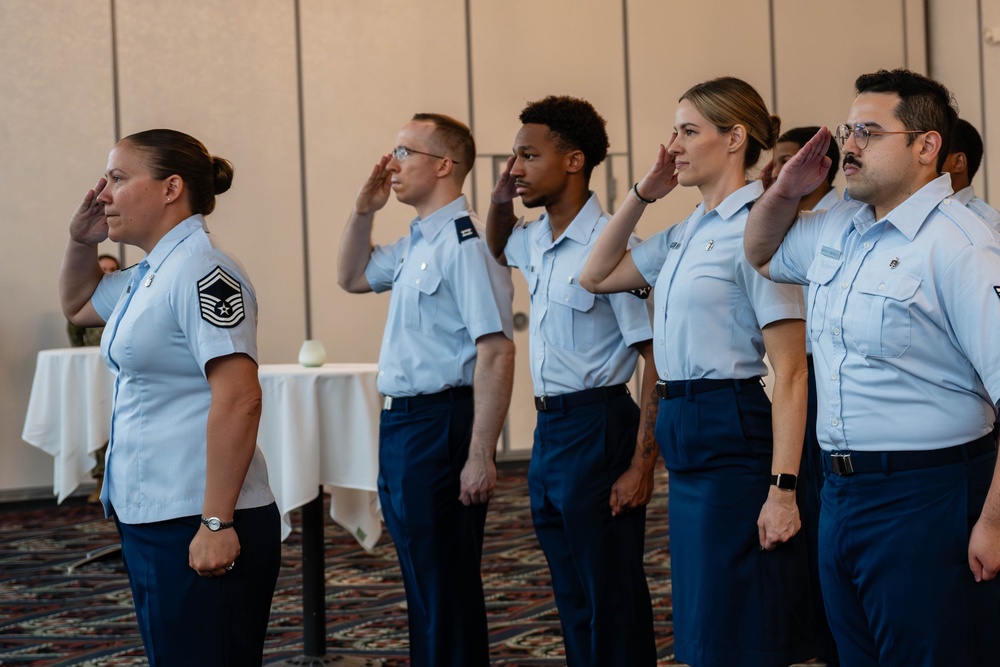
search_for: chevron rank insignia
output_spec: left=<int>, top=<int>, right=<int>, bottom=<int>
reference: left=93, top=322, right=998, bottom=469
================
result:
left=454, top=216, right=479, bottom=243
left=198, top=266, right=246, bottom=328
left=630, top=286, right=651, bottom=299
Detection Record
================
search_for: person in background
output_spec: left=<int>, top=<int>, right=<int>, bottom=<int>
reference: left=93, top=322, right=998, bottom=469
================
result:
left=581, top=77, right=815, bottom=667
left=60, top=129, right=280, bottom=666
left=67, top=252, right=120, bottom=504
left=767, top=125, right=841, bottom=667
left=942, top=117, right=1000, bottom=232
left=337, top=113, right=514, bottom=667
left=485, top=95, right=658, bottom=666
left=745, top=68, right=1000, bottom=666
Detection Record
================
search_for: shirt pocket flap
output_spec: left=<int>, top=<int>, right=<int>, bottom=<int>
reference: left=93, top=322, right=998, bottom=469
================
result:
left=551, top=283, right=595, bottom=312
left=806, top=256, right=842, bottom=285
left=400, top=266, right=442, bottom=295
left=856, top=271, right=921, bottom=301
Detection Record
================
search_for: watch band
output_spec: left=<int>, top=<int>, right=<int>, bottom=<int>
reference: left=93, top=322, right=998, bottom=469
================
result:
left=770, top=473, right=797, bottom=491
left=200, top=515, right=235, bottom=531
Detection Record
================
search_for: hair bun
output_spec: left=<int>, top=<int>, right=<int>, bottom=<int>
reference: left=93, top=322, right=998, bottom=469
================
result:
left=766, top=115, right=782, bottom=149
left=212, top=156, right=234, bottom=195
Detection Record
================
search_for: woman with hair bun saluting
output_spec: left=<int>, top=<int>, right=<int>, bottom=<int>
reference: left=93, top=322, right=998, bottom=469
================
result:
left=60, top=129, right=279, bottom=666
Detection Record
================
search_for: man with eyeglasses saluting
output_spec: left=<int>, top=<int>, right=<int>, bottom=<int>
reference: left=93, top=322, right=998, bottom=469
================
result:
left=745, top=68, right=1000, bottom=666
left=338, top=113, right=515, bottom=667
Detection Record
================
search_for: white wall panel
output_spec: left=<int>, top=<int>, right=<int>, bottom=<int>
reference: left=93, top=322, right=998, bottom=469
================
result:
left=114, top=0, right=305, bottom=364
left=0, top=0, right=116, bottom=491
left=301, top=0, right=469, bottom=366
left=980, top=0, right=1000, bottom=203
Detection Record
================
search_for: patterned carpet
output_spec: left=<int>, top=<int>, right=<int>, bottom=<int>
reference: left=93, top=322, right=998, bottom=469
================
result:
left=0, top=464, right=681, bottom=666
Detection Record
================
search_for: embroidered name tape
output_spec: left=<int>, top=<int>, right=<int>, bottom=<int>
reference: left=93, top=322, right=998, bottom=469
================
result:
left=198, top=266, right=245, bottom=328
left=821, top=246, right=842, bottom=259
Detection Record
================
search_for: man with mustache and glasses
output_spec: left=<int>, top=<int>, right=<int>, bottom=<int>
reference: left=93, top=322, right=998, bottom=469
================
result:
left=338, top=113, right=514, bottom=667
left=943, top=118, right=1000, bottom=233
left=745, top=69, right=1000, bottom=666
left=484, top=96, right=658, bottom=666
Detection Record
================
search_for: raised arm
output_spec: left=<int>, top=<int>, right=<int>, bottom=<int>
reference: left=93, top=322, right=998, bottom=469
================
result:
left=745, top=128, right=833, bottom=278
left=338, top=155, right=392, bottom=293
left=485, top=155, right=519, bottom=264
left=459, top=331, right=515, bottom=506
left=60, top=178, right=111, bottom=327
left=580, top=143, right=677, bottom=294
left=756, top=318, right=808, bottom=551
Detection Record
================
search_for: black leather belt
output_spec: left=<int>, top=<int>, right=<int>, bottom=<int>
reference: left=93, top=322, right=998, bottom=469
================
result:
left=655, top=376, right=762, bottom=400
left=825, top=432, right=997, bottom=476
left=381, top=386, right=472, bottom=412
left=535, top=384, right=629, bottom=412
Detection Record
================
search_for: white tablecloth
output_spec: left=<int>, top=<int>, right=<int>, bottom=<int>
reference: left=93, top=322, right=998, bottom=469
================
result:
left=21, top=347, right=113, bottom=503
left=257, top=363, right=383, bottom=551
left=22, top=350, right=384, bottom=551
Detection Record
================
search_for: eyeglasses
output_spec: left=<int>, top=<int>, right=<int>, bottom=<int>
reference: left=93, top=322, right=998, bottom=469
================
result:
left=835, top=123, right=928, bottom=150
left=390, top=146, right=460, bottom=164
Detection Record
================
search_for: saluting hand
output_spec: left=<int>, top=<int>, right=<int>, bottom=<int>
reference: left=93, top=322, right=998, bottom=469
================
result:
left=635, top=139, right=679, bottom=202
left=491, top=155, right=518, bottom=205
left=354, top=154, right=392, bottom=216
left=769, top=127, right=833, bottom=201
left=69, top=177, right=110, bottom=246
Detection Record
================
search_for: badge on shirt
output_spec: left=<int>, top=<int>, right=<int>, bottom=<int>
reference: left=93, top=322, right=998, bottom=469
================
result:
left=630, top=286, right=651, bottom=299
left=198, top=266, right=246, bottom=328
left=454, top=216, right=479, bottom=243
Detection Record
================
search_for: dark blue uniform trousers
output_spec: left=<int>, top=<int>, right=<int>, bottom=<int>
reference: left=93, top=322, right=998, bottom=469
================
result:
left=800, top=358, right=839, bottom=665
left=114, top=503, right=281, bottom=667
left=819, top=445, right=1000, bottom=667
left=656, top=380, right=816, bottom=667
left=529, top=392, right=656, bottom=667
left=378, top=395, right=489, bottom=667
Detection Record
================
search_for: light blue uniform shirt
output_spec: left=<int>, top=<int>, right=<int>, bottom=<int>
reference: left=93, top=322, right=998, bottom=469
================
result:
left=631, top=181, right=805, bottom=381
left=365, top=195, right=514, bottom=397
left=504, top=193, right=652, bottom=396
left=804, top=188, right=843, bottom=356
left=952, top=185, right=1000, bottom=234
left=769, top=174, right=1000, bottom=452
left=92, top=215, right=274, bottom=524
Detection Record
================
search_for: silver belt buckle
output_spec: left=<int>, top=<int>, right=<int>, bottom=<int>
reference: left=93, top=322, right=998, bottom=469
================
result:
left=382, top=395, right=393, bottom=411
left=830, top=452, right=855, bottom=476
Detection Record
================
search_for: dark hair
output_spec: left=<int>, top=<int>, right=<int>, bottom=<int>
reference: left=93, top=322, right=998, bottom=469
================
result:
left=411, top=113, right=476, bottom=179
left=122, top=129, right=233, bottom=215
left=949, top=118, right=984, bottom=180
left=97, top=253, right=120, bottom=270
left=854, top=69, right=957, bottom=171
left=778, top=126, right=840, bottom=185
left=680, top=77, right=780, bottom=170
left=518, top=96, right=610, bottom=180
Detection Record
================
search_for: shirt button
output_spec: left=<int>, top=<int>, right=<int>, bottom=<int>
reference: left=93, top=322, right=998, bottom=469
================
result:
left=832, top=327, right=840, bottom=335
left=420, top=262, right=427, bottom=270
left=564, top=295, right=570, bottom=301
left=841, top=282, right=849, bottom=289
left=536, top=354, right=542, bottom=360
left=863, top=242, right=870, bottom=249
left=943, top=199, right=951, bottom=205
left=378, top=371, right=384, bottom=377
left=878, top=283, right=886, bottom=291
left=831, top=373, right=838, bottom=380
left=415, top=278, right=421, bottom=285
left=831, top=418, right=839, bottom=426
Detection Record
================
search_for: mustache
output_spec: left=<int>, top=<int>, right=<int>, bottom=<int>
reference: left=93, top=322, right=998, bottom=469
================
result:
left=843, top=154, right=862, bottom=169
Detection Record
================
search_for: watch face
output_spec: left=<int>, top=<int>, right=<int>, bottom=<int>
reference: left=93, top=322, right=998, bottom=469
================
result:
left=207, top=517, right=221, bottom=531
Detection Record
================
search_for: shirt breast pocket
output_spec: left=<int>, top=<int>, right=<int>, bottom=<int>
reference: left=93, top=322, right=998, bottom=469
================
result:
left=805, top=256, right=842, bottom=343
left=850, top=270, right=921, bottom=358
left=548, top=283, right=596, bottom=352
left=398, top=266, right=442, bottom=333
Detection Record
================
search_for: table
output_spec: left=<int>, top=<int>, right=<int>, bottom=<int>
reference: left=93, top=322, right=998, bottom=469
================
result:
left=23, top=351, right=385, bottom=663
left=22, top=347, right=113, bottom=503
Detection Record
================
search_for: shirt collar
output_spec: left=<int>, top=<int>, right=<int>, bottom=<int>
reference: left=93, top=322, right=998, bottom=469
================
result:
left=411, top=195, right=471, bottom=241
left=692, top=180, right=763, bottom=222
left=880, top=173, right=954, bottom=241
left=144, top=215, right=205, bottom=271
left=815, top=187, right=841, bottom=210
left=534, top=192, right=604, bottom=247
left=950, top=185, right=976, bottom=206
